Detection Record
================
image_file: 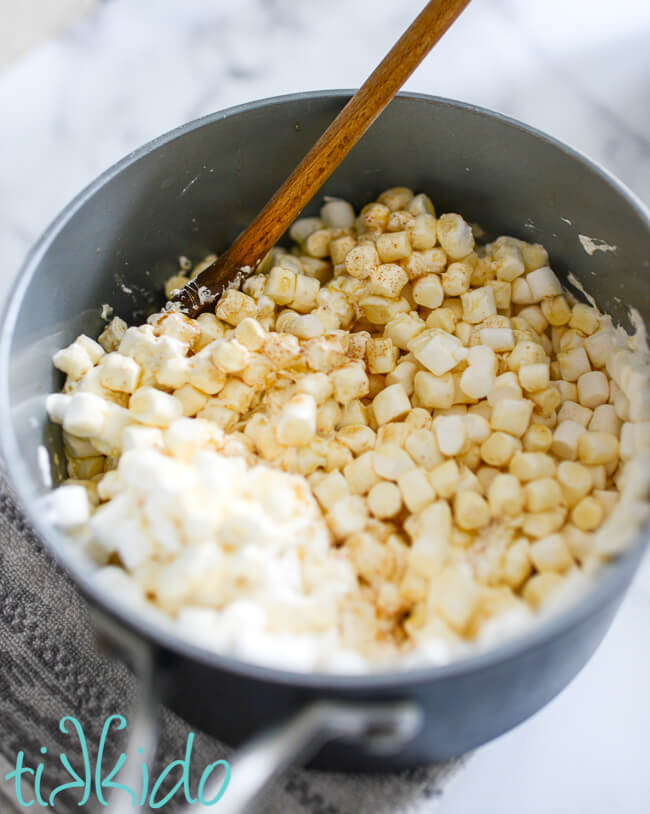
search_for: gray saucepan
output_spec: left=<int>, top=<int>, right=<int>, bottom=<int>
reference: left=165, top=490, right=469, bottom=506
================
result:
left=1, top=92, right=648, bottom=813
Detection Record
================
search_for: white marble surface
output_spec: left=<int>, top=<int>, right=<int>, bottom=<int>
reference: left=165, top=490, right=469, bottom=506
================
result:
left=0, top=0, right=648, bottom=811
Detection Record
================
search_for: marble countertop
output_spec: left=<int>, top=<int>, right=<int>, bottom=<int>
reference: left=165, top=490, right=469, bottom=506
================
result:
left=0, top=0, right=648, bottom=811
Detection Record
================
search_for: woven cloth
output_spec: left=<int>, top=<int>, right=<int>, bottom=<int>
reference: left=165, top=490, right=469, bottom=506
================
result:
left=0, top=469, right=465, bottom=813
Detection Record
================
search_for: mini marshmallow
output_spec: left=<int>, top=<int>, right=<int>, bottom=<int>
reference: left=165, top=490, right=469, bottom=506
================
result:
left=265, top=266, right=297, bottom=305
left=53, top=341, right=93, bottom=380
left=434, top=415, right=468, bottom=457
left=276, top=394, right=317, bottom=447
left=366, top=263, right=409, bottom=298
left=384, top=313, right=426, bottom=350
left=99, top=353, right=141, bottom=393
left=372, top=383, right=411, bottom=425
left=156, top=357, right=190, bottom=389
left=526, top=267, right=563, bottom=301
left=414, top=371, right=455, bottom=409
left=412, top=274, right=444, bottom=309
left=122, top=425, right=165, bottom=451
left=376, top=233, right=412, bottom=264
left=43, top=484, right=90, bottom=528
left=491, top=398, right=533, bottom=438
left=331, top=361, right=370, bottom=404
left=479, top=327, right=515, bottom=352
left=373, top=444, right=416, bottom=480
left=164, top=418, right=216, bottom=460
left=577, top=371, right=609, bottom=408
left=552, top=420, right=587, bottom=460
left=46, top=393, right=71, bottom=424
left=436, top=213, right=475, bottom=259
left=98, top=317, right=127, bottom=352
left=408, top=329, right=467, bottom=376
left=63, top=393, right=108, bottom=437
left=461, top=286, right=497, bottom=324
left=129, top=387, right=183, bottom=427
left=321, top=198, right=356, bottom=228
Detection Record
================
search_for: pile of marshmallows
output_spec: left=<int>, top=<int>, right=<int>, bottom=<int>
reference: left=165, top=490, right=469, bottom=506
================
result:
left=45, top=187, right=650, bottom=670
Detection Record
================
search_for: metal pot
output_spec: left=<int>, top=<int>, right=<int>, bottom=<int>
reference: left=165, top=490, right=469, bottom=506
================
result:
left=1, top=92, right=648, bottom=813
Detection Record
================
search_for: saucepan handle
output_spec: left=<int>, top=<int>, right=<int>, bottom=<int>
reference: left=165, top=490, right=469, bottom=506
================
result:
left=91, top=617, right=162, bottom=814
left=93, top=615, right=422, bottom=814
left=184, top=698, right=423, bottom=814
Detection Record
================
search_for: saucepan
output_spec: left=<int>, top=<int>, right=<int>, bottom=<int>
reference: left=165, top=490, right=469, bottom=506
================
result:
left=1, top=92, right=648, bottom=813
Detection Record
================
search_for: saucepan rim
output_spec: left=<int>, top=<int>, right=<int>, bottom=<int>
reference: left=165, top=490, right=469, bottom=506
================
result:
left=0, top=90, right=648, bottom=691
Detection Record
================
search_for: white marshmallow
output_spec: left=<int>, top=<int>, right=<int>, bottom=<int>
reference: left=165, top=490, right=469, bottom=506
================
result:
left=129, top=387, right=183, bottom=427
left=63, top=393, right=108, bottom=437
left=43, top=484, right=90, bottom=528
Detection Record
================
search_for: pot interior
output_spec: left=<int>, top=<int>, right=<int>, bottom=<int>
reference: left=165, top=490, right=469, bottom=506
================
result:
left=2, top=91, right=648, bottom=612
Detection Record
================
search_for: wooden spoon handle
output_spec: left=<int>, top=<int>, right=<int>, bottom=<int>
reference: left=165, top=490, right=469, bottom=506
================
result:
left=171, top=0, right=471, bottom=316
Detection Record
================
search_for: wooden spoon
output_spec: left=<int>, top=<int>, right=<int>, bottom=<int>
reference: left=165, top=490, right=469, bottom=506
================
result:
left=170, top=0, right=471, bottom=317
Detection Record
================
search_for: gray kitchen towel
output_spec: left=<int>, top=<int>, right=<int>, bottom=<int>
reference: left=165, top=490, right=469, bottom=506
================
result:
left=0, top=470, right=465, bottom=813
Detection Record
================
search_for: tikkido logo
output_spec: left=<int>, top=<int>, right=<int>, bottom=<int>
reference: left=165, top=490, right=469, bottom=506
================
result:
left=5, top=715, right=230, bottom=808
